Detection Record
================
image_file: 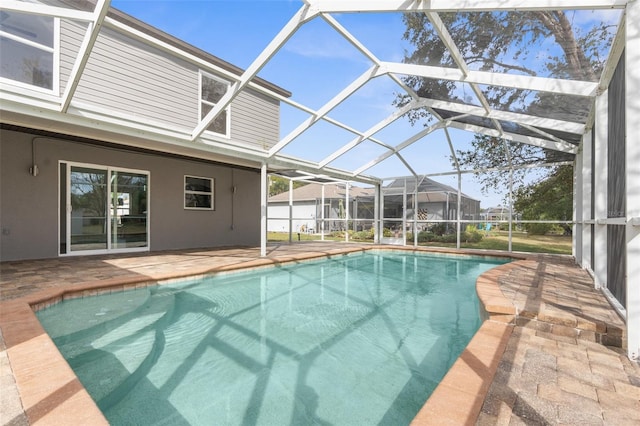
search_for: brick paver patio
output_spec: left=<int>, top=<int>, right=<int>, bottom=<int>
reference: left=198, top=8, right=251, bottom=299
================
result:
left=1, top=243, right=638, bottom=425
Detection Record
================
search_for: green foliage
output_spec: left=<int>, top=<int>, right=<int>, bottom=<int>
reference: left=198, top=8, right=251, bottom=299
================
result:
left=430, top=223, right=448, bottom=236
left=464, top=225, right=483, bottom=243
left=455, top=136, right=560, bottom=194
left=413, top=227, right=483, bottom=244
left=397, top=11, right=608, bottom=121
left=269, top=176, right=307, bottom=197
left=396, top=10, right=610, bottom=200
left=525, top=223, right=553, bottom=236
left=513, top=165, right=573, bottom=235
left=352, top=228, right=375, bottom=241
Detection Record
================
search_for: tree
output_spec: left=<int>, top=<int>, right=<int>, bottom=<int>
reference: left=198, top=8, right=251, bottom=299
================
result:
left=513, top=165, right=573, bottom=235
left=269, top=175, right=307, bottom=197
left=396, top=11, right=613, bottom=191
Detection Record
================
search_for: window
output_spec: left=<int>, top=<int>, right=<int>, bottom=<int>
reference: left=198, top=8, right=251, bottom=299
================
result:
left=0, top=10, right=57, bottom=91
left=185, top=175, right=214, bottom=210
left=200, top=72, right=230, bottom=136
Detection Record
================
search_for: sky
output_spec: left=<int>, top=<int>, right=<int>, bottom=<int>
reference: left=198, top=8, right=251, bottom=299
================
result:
left=107, top=0, right=616, bottom=209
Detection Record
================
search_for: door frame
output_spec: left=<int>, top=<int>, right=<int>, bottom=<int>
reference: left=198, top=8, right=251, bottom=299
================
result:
left=58, top=160, right=150, bottom=256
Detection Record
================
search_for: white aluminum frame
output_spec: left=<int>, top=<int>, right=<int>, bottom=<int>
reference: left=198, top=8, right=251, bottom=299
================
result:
left=1, top=0, right=637, bottom=358
left=59, top=160, right=150, bottom=257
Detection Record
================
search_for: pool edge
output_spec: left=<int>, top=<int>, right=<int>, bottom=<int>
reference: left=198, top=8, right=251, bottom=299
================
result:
left=410, top=261, right=522, bottom=425
left=1, top=246, right=522, bottom=425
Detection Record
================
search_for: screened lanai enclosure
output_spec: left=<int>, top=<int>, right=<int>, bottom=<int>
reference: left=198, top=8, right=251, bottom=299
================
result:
left=0, top=1, right=638, bottom=358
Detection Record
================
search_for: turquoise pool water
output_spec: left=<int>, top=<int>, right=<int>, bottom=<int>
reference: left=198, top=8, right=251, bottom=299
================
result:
left=37, top=251, right=508, bottom=425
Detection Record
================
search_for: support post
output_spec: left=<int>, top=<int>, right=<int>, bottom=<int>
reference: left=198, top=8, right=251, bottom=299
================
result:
left=414, top=181, right=418, bottom=247
left=345, top=182, right=350, bottom=242
left=402, top=181, right=407, bottom=246
left=456, top=173, right=462, bottom=249
left=508, top=168, right=513, bottom=252
left=626, top=0, right=640, bottom=361
left=260, top=163, right=268, bottom=257
left=321, top=185, right=326, bottom=241
left=374, top=183, right=381, bottom=244
left=594, top=91, right=608, bottom=289
left=574, top=150, right=583, bottom=262
left=289, top=179, right=293, bottom=243
left=582, top=130, right=593, bottom=271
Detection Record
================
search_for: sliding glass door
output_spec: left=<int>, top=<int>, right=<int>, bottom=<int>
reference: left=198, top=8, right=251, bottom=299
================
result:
left=110, top=170, right=148, bottom=250
left=60, top=162, right=148, bottom=255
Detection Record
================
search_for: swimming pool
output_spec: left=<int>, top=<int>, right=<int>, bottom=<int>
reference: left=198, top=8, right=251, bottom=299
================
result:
left=37, top=250, right=508, bottom=425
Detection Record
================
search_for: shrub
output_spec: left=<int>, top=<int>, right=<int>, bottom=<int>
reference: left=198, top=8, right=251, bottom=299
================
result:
left=352, top=229, right=374, bottom=241
left=525, top=222, right=552, bottom=235
left=464, top=225, right=483, bottom=243
left=441, top=233, right=457, bottom=243
left=417, top=231, right=435, bottom=242
left=430, top=223, right=447, bottom=236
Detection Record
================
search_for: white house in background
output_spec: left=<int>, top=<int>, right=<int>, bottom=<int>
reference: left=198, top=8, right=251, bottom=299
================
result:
left=267, top=177, right=482, bottom=235
left=267, top=183, right=375, bottom=233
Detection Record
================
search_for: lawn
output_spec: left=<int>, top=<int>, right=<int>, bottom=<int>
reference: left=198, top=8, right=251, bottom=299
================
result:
left=267, top=230, right=572, bottom=255
left=463, top=231, right=571, bottom=254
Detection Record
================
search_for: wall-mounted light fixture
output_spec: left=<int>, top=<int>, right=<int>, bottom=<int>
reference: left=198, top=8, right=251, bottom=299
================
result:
left=29, top=137, right=40, bottom=176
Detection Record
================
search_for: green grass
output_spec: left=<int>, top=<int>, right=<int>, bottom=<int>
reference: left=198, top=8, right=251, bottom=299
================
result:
left=268, top=231, right=572, bottom=255
left=416, top=231, right=571, bottom=254
left=470, top=231, right=571, bottom=254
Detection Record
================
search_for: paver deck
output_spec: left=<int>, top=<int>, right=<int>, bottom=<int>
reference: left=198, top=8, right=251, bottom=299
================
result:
left=1, top=243, right=639, bottom=425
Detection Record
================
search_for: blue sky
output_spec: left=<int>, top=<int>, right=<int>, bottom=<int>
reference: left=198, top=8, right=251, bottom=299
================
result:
left=108, top=0, right=608, bottom=209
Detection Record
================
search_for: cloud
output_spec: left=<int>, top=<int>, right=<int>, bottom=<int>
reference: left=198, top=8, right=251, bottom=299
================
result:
left=283, top=26, right=369, bottom=62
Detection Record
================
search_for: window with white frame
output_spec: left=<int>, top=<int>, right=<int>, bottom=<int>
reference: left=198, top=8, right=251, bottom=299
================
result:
left=0, top=10, right=57, bottom=91
left=200, top=72, right=230, bottom=136
left=184, top=175, right=214, bottom=210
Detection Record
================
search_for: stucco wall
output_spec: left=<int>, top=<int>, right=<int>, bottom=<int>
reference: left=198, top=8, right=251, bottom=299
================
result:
left=0, top=128, right=261, bottom=261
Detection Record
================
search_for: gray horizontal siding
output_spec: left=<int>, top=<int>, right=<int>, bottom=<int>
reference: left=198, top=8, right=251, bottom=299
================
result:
left=231, top=88, right=280, bottom=149
left=58, top=20, right=281, bottom=146
left=59, top=19, right=87, bottom=96
left=73, top=27, right=198, bottom=129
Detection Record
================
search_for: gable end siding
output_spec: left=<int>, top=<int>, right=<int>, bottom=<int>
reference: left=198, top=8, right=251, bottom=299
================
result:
left=58, top=22, right=281, bottom=148
left=231, top=88, right=280, bottom=149
left=71, top=27, right=199, bottom=129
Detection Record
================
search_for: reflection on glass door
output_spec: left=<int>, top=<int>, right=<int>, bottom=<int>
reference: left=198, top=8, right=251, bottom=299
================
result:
left=64, top=163, right=148, bottom=255
left=70, top=166, right=108, bottom=252
left=111, top=171, right=148, bottom=249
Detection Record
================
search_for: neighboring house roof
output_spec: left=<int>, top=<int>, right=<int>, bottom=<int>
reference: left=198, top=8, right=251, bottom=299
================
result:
left=269, top=177, right=483, bottom=204
left=384, top=176, right=479, bottom=202
left=269, top=183, right=374, bottom=203
left=484, top=206, right=509, bottom=214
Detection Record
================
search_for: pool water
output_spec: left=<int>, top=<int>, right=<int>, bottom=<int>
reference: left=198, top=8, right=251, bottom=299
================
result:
left=37, top=251, right=508, bottom=425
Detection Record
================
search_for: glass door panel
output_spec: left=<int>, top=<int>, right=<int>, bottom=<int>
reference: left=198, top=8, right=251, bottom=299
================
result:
left=70, top=166, right=108, bottom=252
left=111, top=171, right=148, bottom=249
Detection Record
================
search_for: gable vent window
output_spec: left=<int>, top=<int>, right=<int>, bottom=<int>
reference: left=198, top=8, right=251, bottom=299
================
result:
left=200, top=72, right=230, bottom=137
left=0, top=10, right=57, bottom=91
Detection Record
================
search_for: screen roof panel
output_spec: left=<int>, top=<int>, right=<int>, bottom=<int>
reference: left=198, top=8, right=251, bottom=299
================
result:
left=2, top=0, right=631, bottom=198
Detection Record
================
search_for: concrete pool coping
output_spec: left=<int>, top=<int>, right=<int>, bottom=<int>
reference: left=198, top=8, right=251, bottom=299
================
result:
left=1, top=244, right=636, bottom=425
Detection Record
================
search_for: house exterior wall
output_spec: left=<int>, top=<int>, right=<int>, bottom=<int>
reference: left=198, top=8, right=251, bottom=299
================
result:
left=58, top=19, right=280, bottom=148
left=267, top=202, right=316, bottom=233
left=0, top=128, right=261, bottom=261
